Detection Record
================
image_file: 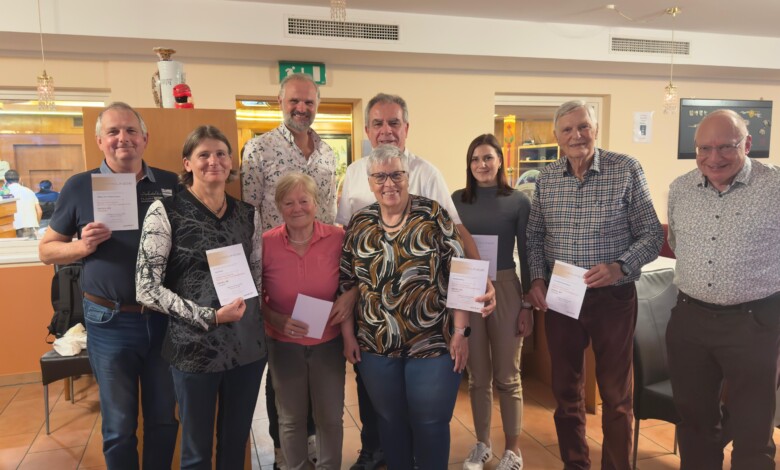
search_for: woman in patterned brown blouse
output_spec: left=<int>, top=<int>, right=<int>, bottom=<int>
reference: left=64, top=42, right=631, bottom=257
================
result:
left=339, top=144, right=470, bottom=470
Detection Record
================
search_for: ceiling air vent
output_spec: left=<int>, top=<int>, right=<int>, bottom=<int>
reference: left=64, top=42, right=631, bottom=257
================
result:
left=287, top=17, right=399, bottom=41
left=611, top=36, right=690, bottom=55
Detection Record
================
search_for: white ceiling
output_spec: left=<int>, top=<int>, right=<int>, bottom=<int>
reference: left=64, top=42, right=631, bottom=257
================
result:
left=1, top=0, right=778, bottom=83
left=241, top=0, right=780, bottom=38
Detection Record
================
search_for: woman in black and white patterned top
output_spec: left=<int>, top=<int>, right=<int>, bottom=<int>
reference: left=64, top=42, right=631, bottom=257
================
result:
left=136, top=125, right=266, bottom=469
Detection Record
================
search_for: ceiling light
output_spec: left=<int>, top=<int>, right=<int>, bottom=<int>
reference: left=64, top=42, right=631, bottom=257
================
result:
left=36, top=0, right=55, bottom=111
left=330, top=0, right=346, bottom=22
left=663, top=7, right=681, bottom=115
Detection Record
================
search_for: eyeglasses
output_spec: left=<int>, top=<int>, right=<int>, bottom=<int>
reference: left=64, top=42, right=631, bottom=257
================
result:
left=696, top=136, right=746, bottom=157
left=369, top=171, right=407, bottom=184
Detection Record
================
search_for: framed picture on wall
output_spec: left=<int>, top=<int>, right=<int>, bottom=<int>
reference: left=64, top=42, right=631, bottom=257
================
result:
left=678, top=99, right=773, bottom=159
left=320, top=134, right=352, bottom=187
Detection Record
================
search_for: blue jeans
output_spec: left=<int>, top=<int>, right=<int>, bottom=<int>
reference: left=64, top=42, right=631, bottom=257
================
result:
left=83, top=298, right=178, bottom=470
left=358, top=353, right=462, bottom=470
left=355, top=363, right=382, bottom=452
left=171, top=359, right=266, bottom=470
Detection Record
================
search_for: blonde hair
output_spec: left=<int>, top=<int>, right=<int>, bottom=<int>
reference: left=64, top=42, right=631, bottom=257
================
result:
left=274, top=172, right=319, bottom=209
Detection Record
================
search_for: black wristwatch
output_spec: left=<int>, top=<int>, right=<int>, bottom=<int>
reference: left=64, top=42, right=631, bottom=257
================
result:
left=454, top=326, right=471, bottom=337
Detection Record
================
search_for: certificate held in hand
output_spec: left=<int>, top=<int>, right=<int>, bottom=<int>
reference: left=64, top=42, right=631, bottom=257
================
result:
left=545, top=260, right=588, bottom=319
left=291, top=294, right=334, bottom=340
left=91, top=173, right=139, bottom=231
left=446, top=258, right=489, bottom=313
left=206, top=244, right=259, bottom=306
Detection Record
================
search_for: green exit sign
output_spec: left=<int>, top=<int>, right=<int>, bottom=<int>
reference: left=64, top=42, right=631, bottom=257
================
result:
left=279, top=62, right=326, bottom=85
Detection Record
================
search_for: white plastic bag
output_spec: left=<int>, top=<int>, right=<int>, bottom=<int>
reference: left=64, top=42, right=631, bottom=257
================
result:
left=53, top=323, right=87, bottom=356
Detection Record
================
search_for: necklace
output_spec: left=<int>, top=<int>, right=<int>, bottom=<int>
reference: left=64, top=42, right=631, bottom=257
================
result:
left=188, top=188, right=226, bottom=216
left=380, top=197, right=410, bottom=229
left=287, top=231, right=314, bottom=245
left=286, top=225, right=314, bottom=245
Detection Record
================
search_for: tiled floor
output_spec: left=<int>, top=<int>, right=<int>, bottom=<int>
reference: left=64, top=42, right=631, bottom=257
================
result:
left=2, top=368, right=779, bottom=470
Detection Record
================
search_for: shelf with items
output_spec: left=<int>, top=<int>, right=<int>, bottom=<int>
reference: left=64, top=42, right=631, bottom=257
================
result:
left=516, top=143, right=560, bottom=183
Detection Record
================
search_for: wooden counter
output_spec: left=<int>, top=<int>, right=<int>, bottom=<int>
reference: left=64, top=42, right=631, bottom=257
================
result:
left=0, top=198, right=17, bottom=238
left=0, top=262, right=54, bottom=385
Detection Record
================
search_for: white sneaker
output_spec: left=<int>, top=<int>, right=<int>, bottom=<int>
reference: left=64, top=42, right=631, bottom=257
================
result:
left=496, top=449, right=523, bottom=470
left=308, top=434, right=318, bottom=464
left=274, top=447, right=288, bottom=470
left=463, top=442, right=492, bottom=470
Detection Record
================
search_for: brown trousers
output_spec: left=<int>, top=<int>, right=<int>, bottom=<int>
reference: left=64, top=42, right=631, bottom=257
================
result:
left=545, top=283, right=637, bottom=470
left=666, top=292, right=780, bottom=470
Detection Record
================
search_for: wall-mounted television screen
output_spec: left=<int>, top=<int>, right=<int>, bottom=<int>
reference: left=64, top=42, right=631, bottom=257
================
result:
left=678, top=98, right=772, bottom=159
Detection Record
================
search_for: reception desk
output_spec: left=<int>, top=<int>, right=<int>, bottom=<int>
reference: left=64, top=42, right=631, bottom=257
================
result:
left=0, top=198, right=17, bottom=238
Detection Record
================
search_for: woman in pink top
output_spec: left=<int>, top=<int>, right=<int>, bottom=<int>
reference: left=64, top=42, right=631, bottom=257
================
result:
left=262, top=172, right=351, bottom=470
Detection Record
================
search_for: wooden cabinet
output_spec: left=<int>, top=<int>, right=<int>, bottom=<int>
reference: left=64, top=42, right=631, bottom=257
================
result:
left=82, top=108, right=241, bottom=199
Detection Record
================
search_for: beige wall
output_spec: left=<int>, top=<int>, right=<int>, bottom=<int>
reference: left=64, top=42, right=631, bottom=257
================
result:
left=3, top=56, right=779, bottom=223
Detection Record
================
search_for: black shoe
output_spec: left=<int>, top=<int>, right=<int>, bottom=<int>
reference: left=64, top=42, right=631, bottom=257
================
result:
left=350, top=448, right=385, bottom=470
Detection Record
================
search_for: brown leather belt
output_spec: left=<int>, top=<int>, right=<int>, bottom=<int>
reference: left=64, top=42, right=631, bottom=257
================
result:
left=83, top=292, right=145, bottom=313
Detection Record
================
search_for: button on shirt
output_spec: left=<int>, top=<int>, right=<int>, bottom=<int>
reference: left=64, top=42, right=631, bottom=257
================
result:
left=242, top=123, right=337, bottom=232
left=668, top=158, right=780, bottom=305
left=527, top=148, right=663, bottom=284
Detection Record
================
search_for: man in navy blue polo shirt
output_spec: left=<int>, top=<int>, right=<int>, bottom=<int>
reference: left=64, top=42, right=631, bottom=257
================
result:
left=39, top=102, right=179, bottom=469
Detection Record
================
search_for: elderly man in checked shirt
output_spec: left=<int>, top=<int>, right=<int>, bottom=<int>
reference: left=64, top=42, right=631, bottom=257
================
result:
left=526, top=100, right=663, bottom=470
left=667, top=109, right=780, bottom=470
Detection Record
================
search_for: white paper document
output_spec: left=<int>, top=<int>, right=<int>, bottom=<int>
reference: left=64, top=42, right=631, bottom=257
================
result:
left=546, top=260, right=588, bottom=319
left=472, top=234, right=498, bottom=281
left=206, top=244, right=259, bottom=306
left=91, top=173, right=139, bottom=231
left=446, top=258, right=489, bottom=313
left=291, top=294, right=334, bottom=340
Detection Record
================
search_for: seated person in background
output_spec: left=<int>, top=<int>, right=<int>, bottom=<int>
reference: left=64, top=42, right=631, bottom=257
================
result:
left=35, top=179, right=60, bottom=203
left=4, top=169, right=41, bottom=238
left=36, top=180, right=59, bottom=228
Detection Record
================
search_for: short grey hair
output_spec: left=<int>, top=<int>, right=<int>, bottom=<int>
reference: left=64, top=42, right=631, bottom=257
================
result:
left=364, top=144, right=409, bottom=175
left=365, top=93, right=409, bottom=125
left=553, top=100, right=597, bottom=129
left=279, top=73, right=320, bottom=101
left=95, top=102, right=148, bottom=137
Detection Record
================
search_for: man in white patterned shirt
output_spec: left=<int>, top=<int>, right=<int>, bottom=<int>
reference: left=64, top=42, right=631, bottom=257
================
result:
left=241, top=73, right=336, bottom=469
left=667, top=109, right=780, bottom=470
left=242, top=73, right=337, bottom=231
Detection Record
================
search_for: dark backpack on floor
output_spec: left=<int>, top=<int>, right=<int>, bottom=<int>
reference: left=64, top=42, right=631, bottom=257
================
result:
left=46, top=263, right=84, bottom=343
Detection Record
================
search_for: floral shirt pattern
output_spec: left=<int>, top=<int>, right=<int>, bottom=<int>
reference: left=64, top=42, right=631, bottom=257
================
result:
left=241, top=123, right=337, bottom=232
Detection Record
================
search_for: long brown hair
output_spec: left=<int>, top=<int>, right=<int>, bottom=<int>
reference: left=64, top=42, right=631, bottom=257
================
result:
left=461, top=133, right=513, bottom=204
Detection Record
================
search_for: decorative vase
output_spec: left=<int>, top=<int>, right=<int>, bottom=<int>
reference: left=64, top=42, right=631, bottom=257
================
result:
left=151, top=47, right=185, bottom=109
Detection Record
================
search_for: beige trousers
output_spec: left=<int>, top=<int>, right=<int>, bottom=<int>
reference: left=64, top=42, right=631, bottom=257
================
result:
left=466, top=268, right=524, bottom=443
left=268, top=337, right=346, bottom=470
